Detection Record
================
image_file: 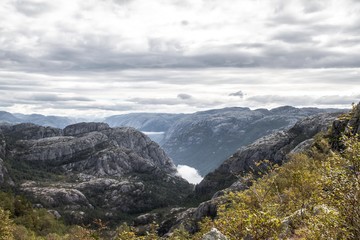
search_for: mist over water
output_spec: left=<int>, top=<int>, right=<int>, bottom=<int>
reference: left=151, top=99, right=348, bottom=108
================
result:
left=177, top=165, right=203, bottom=184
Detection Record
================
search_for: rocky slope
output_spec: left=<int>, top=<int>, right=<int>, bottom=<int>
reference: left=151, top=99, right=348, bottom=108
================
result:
left=195, top=112, right=340, bottom=198
left=154, top=111, right=346, bottom=236
left=162, top=106, right=342, bottom=175
left=0, top=122, right=192, bottom=224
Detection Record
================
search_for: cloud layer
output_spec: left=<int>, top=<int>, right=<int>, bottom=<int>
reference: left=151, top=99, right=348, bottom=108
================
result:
left=0, top=68, right=358, bottom=117
left=0, top=0, right=359, bottom=116
left=1, top=0, right=360, bottom=72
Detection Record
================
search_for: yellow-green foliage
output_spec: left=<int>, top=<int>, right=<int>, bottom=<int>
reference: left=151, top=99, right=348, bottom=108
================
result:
left=116, top=223, right=159, bottom=240
left=111, top=133, right=360, bottom=239
left=2, top=107, right=360, bottom=240
left=205, top=135, right=359, bottom=239
left=0, top=207, right=14, bottom=240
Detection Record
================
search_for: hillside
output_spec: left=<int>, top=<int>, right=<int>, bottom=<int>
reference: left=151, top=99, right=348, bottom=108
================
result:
left=114, top=107, right=360, bottom=239
left=195, top=112, right=340, bottom=198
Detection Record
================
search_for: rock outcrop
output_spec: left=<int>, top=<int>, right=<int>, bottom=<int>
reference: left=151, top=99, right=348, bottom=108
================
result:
left=330, top=103, right=360, bottom=150
left=201, top=228, right=228, bottom=240
left=0, top=122, right=192, bottom=223
left=63, top=122, right=110, bottom=136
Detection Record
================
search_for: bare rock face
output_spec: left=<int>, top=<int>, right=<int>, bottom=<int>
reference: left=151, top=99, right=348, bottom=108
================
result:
left=0, top=123, right=62, bottom=141
left=10, top=124, right=176, bottom=176
left=0, top=159, right=6, bottom=183
left=0, top=122, right=192, bottom=222
left=63, top=122, right=110, bottom=136
left=21, top=182, right=92, bottom=209
left=196, top=112, right=341, bottom=199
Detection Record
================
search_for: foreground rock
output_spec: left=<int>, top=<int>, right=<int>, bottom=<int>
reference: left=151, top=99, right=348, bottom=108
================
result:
left=202, top=228, right=228, bottom=240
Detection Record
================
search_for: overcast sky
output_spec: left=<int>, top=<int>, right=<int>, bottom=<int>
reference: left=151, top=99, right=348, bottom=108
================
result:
left=0, top=0, right=359, bottom=117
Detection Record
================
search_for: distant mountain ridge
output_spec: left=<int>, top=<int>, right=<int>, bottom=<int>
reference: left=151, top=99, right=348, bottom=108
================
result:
left=161, top=106, right=344, bottom=175
left=0, top=107, right=345, bottom=176
left=0, top=111, right=75, bottom=128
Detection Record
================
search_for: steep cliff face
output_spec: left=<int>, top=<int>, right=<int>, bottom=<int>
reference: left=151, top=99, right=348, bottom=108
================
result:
left=195, top=112, right=341, bottom=198
left=162, top=107, right=342, bottom=175
left=0, top=122, right=192, bottom=223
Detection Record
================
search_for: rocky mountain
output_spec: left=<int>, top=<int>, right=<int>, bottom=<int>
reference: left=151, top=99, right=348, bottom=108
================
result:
left=105, top=113, right=185, bottom=132
left=0, top=122, right=192, bottom=224
left=0, top=111, right=75, bottom=128
left=195, top=112, right=341, bottom=199
left=161, top=106, right=343, bottom=175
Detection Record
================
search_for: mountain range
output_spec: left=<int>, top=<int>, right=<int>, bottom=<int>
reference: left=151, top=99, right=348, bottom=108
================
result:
left=0, top=106, right=345, bottom=177
left=0, top=104, right=357, bottom=238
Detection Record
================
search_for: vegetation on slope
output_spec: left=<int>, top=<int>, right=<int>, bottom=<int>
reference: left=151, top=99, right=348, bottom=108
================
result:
left=117, top=105, right=360, bottom=239
left=1, top=105, right=359, bottom=239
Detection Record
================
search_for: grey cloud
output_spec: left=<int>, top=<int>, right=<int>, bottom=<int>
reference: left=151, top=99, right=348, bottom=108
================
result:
left=111, top=0, right=134, bottom=5
left=1, top=0, right=360, bottom=76
left=232, top=43, right=265, bottom=49
left=128, top=98, right=182, bottom=106
left=128, top=97, right=222, bottom=108
left=2, top=35, right=360, bottom=73
left=14, top=0, right=52, bottom=16
left=229, top=91, right=244, bottom=98
left=148, top=38, right=184, bottom=53
left=177, top=94, right=192, bottom=100
left=248, top=94, right=360, bottom=106
left=315, top=95, right=360, bottom=105
left=181, top=20, right=189, bottom=26
left=31, top=94, right=92, bottom=102
left=247, top=95, right=312, bottom=106
left=272, top=31, right=316, bottom=44
left=268, top=14, right=313, bottom=27
left=0, top=102, right=14, bottom=108
left=302, top=0, right=326, bottom=13
left=52, top=104, right=134, bottom=111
